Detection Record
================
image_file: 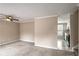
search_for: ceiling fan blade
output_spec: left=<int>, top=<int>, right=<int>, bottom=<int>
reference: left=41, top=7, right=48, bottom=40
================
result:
left=0, top=14, right=6, bottom=16
left=13, top=19, right=19, bottom=21
left=0, top=17, right=7, bottom=21
left=0, top=14, right=20, bottom=23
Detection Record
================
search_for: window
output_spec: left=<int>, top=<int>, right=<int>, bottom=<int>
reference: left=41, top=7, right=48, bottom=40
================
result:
left=57, top=23, right=67, bottom=39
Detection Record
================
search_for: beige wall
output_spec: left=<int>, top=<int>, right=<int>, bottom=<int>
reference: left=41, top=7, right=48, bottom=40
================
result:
left=70, top=10, right=78, bottom=48
left=20, top=22, right=34, bottom=42
left=35, top=17, right=57, bottom=49
left=0, top=21, right=20, bottom=44
left=78, top=9, right=79, bottom=44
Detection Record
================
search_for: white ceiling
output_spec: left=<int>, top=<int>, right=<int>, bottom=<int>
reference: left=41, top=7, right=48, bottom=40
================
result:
left=0, top=3, right=78, bottom=22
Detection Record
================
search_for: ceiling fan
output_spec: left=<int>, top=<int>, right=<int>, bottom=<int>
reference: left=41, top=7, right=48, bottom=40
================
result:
left=0, top=14, right=19, bottom=23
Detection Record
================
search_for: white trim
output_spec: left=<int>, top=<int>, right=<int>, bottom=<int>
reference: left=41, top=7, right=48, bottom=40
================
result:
left=34, top=15, right=58, bottom=19
left=0, top=39, right=20, bottom=45
left=19, top=19, right=34, bottom=23
left=20, top=39, right=34, bottom=43
left=20, top=20, right=34, bottom=23
left=35, top=44, right=73, bottom=52
left=35, top=44, right=58, bottom=50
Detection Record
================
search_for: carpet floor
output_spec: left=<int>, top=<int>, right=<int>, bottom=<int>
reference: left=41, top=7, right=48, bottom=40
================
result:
left=0, top=41, right=74, bottom=56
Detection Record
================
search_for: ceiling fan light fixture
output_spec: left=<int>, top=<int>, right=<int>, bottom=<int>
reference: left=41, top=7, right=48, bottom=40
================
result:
left=8, top=16, right=12, bottom=19
left=6, top=18, right=11, bottom=21
left=0, top=14, right=19, bottom=22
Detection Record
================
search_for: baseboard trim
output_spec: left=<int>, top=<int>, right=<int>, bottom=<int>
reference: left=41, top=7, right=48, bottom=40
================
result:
left=0, top=40, right=20, bottom=46
left=20, top=39, right=34, bottom=43
left=35, top=44, right=58, bottom=50
left=35, top=45, right=74, bottom=52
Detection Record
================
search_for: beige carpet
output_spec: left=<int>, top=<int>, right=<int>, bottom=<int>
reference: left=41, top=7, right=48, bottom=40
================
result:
left=0, top=41, right=74, bottom=56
